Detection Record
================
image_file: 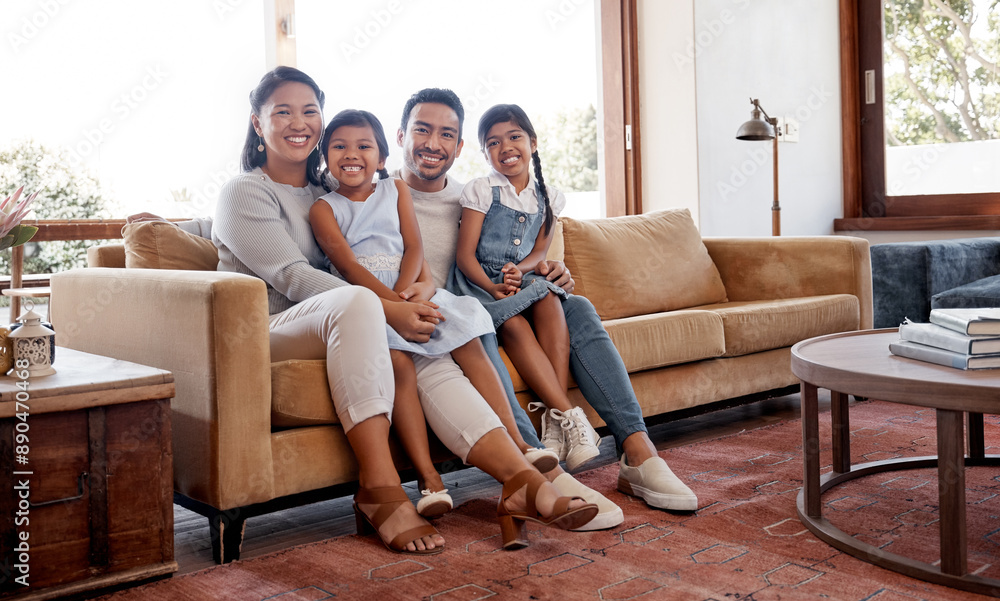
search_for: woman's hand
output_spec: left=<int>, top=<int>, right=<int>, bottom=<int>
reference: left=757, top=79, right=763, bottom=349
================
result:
left=534, top=260, right=575, bottom=294
left=382, top=299, right=442, bottom=343
left=397, top=280, right=436, bottom=303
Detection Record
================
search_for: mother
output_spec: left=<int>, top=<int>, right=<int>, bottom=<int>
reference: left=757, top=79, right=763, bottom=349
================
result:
left=212, top=66, right=596, bottom=554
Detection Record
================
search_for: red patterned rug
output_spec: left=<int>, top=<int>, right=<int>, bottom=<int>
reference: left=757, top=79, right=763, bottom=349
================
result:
left=95, top=401, right=1000, bottom=600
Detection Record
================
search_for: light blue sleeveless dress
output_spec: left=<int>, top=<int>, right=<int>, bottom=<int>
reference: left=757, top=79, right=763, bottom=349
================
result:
left=446, top=183, right=567, bottom=328
left=318, top=178, right=494, bottom=356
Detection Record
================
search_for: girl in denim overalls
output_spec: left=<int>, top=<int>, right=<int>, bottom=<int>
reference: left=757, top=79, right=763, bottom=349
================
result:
left=447, top=104, right=601, bottom=471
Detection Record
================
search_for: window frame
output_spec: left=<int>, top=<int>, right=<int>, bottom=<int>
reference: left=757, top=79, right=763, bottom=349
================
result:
left=835, top=0, right=1000, bottom=232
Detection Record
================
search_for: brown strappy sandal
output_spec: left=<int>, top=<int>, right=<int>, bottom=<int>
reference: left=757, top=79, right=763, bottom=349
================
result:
left=353, top=486, right=444, bottom=555
left=496, top=469, right=599, bottom=550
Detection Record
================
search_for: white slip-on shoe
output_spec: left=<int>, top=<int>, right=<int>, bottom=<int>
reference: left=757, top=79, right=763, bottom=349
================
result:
left=524, top=447, right=560, bottom=473
left=416, top=488, right=453, bottom=518
left=562, top=406, right=602, bottom=471
left=552, top=472, right=624, bottom=531
left=529, top=402, right=567, bottom=461
left=617, top=456, right=698, bottom=511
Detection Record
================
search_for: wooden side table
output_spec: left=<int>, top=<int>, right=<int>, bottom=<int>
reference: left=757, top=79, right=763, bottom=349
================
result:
left=0, top=348, right=176, bottom=600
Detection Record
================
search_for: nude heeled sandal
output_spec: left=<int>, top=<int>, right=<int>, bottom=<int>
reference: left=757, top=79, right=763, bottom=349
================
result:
left=354, top=486, right=444, bottom=555
left=496, top=469, right=599, bottom=550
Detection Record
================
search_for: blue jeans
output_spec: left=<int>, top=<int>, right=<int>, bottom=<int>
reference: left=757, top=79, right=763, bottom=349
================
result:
left=481, top=294, right=648, bottom=457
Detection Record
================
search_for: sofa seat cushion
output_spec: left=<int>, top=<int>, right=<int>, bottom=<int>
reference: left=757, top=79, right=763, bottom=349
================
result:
left=694, top=295, right=861, bottom=357
left=559, top=209, right=728, bottom=320
left=931, top=274, right=1000, bottom=311
left=271, top=359, right=339, bottom=427
left=602, top=310, right=725, bottom=372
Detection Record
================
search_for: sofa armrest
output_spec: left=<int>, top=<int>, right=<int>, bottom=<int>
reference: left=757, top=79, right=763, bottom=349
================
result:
left=50, top=268, right=276, bottom=509
left=869, top=237, right=1000, bottom=328
left=705, top=236, right=873, bottom=329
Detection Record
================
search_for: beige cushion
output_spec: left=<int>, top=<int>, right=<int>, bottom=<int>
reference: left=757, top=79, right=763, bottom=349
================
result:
left=693, top=295, right=862, bottom=357
left=559, top=209, right=728, bottom=319
left=122, top=221, right=219, bottom=271
left=602, top=310, right=725, bottom=371
left=270, top=359, right=340, bottom=427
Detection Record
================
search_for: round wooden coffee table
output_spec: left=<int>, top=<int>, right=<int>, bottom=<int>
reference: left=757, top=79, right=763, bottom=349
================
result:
left=791, top=328, right=1000, bottom=597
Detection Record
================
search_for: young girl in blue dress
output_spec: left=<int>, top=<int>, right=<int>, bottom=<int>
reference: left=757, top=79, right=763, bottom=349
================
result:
left=447, top=104, right=601, bottom=472
left=310, top=110, right=559, bottom=517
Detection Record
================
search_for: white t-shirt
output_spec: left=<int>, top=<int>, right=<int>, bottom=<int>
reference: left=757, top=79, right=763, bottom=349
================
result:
left=459, top=170, right=566, bottom=216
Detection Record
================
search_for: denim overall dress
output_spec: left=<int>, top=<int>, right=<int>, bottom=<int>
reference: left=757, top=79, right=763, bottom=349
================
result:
left=446, top=184, right=567, bottom=328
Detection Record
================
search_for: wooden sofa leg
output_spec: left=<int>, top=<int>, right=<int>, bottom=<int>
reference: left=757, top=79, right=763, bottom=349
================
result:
left=209, top=512, right=247, bottom=564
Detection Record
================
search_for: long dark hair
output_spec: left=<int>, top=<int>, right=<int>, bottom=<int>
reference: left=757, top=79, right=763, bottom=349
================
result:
left=240, top=66, right=326, bottom=187
left=477, top=104, right=553, bottom=236
left=321, top=109, right=390, bottom=191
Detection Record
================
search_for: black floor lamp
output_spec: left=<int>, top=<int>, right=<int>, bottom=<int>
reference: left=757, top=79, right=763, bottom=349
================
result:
left=736, top=98, right=780, bottom=236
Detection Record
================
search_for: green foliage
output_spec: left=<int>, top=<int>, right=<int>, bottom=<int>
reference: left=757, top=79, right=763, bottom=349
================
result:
left=0, top=139, right=111, bottom=275
left=884, top=0, right=1000, bottom=145
left=535, top=105, right=599, bottom=193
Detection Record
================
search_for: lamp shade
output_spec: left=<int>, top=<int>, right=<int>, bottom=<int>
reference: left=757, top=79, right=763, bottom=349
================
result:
left=736, top=117, right=775, bottom=141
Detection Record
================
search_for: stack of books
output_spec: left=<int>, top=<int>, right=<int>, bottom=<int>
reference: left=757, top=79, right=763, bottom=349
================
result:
left=889, top=308, right=1000, bottom=370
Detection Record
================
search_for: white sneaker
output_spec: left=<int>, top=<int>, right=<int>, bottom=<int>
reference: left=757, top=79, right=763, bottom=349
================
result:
left=552, top=473, right=624, bottom=531
left=561, top=406, right=602, bottom=471
left=528, top=402, right=566, bottom=461
left=617, top=456, right=698, bottom=511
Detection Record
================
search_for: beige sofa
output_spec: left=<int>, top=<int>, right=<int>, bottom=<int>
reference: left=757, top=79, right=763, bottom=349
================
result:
left=49, top=208, right=872, bottom=563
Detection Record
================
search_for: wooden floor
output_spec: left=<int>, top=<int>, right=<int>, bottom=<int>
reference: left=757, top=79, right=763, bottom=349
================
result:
left=174, top=390, right=830, bottom=574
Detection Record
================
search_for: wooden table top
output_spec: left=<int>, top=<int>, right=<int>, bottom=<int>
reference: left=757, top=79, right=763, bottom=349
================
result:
left=791, top=329, right=1000, bottom=414
left=0, top=347, right=174, bottom=417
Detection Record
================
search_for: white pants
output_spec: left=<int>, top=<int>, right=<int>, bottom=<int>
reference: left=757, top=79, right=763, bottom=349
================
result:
left=268, top=286, right=503, bottom=461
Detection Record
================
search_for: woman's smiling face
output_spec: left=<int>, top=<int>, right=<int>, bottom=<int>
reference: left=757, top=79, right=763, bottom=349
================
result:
left=253, top=81, right=323, bottom=171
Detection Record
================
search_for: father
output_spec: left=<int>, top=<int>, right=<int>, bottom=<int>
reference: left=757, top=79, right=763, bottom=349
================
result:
left=395, top=88, right=698, bottom=516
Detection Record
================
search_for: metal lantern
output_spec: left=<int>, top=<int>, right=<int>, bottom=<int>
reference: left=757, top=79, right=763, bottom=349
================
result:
left=9, top=302, right=55, bottom=376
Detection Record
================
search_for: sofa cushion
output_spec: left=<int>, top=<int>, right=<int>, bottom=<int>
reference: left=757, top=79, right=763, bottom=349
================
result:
left=694, top=295, right=861, bottom=357
left=602, top=310, right=725, bottom=371
left=271, top=359, right=339, bottom=427
left=932, top=274, right=1000, bottom=310
left=559, top=209, right=728, bottom=320
left=122, top=221, right=219, bottom=271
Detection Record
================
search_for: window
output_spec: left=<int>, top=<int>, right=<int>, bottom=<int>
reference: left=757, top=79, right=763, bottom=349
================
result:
left=837, top=0, right=1000, bottom=231
left=1, top=0, right=265, bottom=219
left=295, top=0, right=604, bottom=219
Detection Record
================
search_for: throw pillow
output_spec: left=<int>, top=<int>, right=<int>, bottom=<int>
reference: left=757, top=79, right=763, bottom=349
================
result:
left=559, top=209, right=727, bottom=319
left=122, top=221, right=219, bottom=271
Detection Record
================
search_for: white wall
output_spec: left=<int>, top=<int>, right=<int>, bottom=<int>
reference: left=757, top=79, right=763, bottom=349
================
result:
left=636, top=1, right=701, bottom=223
left=638, top=0, right=843, bottom=236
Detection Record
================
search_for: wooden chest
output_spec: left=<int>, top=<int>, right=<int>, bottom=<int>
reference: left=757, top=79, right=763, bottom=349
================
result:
left=0, top=348, right=176, bottom=600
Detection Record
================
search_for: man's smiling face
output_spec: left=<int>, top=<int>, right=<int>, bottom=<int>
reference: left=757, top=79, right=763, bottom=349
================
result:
left=398, top=102, right=464, bottom=189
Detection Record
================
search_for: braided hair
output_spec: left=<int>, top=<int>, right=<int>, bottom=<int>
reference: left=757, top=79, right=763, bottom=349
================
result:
left=320, top=109, right=391, bottom=192
left=477, top=104, right=554, bottom=236
left=241, top=66, right=326, bottom=187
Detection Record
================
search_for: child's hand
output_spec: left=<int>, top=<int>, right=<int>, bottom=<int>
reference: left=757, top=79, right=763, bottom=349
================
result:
left=398, top=281, right=435, bottom=303
left=501, top=262, right=522, bottom=289
left=489, top=282, right=517, bottom=299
